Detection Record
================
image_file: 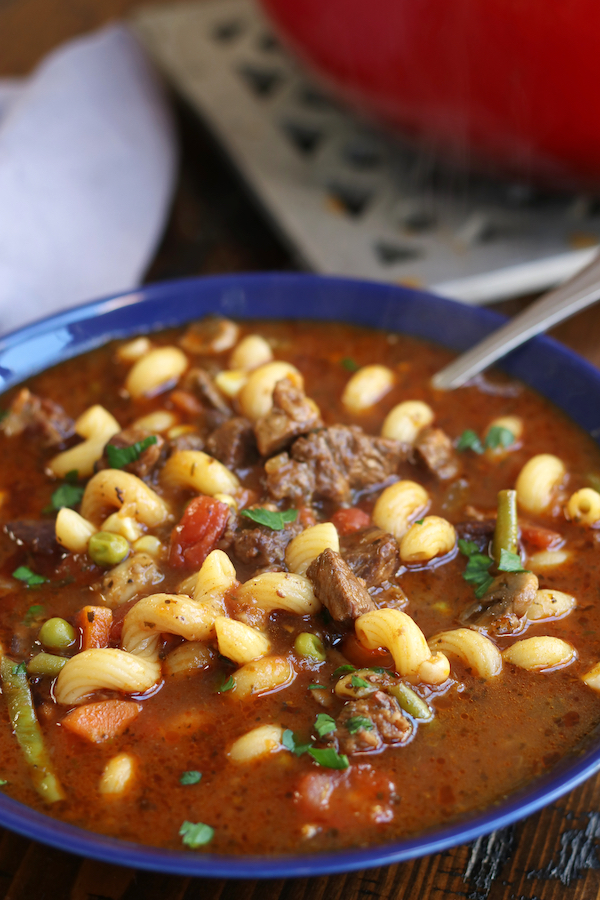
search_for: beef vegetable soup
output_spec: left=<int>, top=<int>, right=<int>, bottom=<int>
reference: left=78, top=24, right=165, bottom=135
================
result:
left=0, top=316, right=600, bottom=855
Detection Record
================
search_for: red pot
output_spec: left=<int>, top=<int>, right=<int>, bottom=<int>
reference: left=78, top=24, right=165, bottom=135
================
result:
left=259, top=0, right=600, bottom=187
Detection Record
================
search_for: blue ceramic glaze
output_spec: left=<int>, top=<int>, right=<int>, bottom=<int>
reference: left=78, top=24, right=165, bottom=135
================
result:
left=1, top=273, right=599, bottom=878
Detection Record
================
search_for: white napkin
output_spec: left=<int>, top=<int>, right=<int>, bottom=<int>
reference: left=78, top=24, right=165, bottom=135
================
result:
left=0, top=24, right=177, bottom=335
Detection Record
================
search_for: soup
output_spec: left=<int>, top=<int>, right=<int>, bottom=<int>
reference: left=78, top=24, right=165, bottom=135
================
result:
left=0, top=317, right=598, bottom=855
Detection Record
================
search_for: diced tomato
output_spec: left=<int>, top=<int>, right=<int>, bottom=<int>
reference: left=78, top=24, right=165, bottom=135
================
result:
left=298, top=505, right=317, bottom=528
left=331, top=507, right=371, bottom=535
left=109, top=598, right=138, bottom=645
left=341, top=632, right=394, bottom=669
left=296, top=764, right=396, bottom=826
left=520, top=522, right=565, bottom=551
left=168, top=389, right=204, bottom=416
left=169, top=495, right=230, bottom=568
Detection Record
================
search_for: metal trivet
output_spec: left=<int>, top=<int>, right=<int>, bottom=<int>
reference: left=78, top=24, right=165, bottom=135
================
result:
left=134, top=0, right=600, bottom=304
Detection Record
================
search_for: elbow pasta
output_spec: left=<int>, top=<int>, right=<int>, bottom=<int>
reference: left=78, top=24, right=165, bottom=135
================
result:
left=582, top=662, right=600, bottom=692
left=122, top=593, right=224, bottom=659
left=215, top=617, right=271, bottom=665
left=566, top=487, right=600, bottom=525
left=116, top=336, right=152, bottom=363
left=428, top=629, right=502, bottom=678
left=214, top=369, right=248, bottom=399
left=372, top=480, right=429, bottom=539
left=99, top=754, right=135, bottom=795
left=502, top=636, right=576, bottom=672
left=192, top=549, right=238, bottom=610
left=54, top=649, right=161, bottom=705
left=526, top=589, right=576, bottom=621
left=381, top=400, right=434, bottom=443
left=49, top=405, right=120, bottom=478
left=231, top=656, right=295, bottom=700
left=132, top=410, right=178, bottom=433
left=81, top=470, right=170, bottom=527
left=342, top=365, right=394, bottom=413
left=238, top=362, right=304, bottom=421
left=355, top=609, right=449, bottom=685
left=125, top=346, right=188, bottom=398
left=229, top=334, right=273, bottom=371
left=235, top=572, right=321, bottom=615
left=55, top=508, right=97, bottom=553
left=228, top=725, right=283, bottom=763
left=285, top=522, right=340, bottom=575
left=485, top=415, right=523, bottom=449
left=161, top=450, right=240, bottom=497
left=399, top=516, right=457, bottom=564
left=516, top=454, right=566, bottom=514
left=164, top=641, right=216, bottom=677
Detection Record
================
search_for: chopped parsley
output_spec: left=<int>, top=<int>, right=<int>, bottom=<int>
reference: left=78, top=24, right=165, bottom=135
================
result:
left=459, top=539, right=527, bottom=598
left=308, top=683, right=326, bottom=690
left=0, top=779, right=7, bottom=787
left=333, top=664, right=356, bottom=676
left=456, top=429, right=484, bottom=454
left=179, top=820, right=214, bottom=848
left=307, top=748, right=349, bottom=770
left=217, top=675, right=235, bottom=693
left=12, top=662, right=27, bottom=676
left=346, top=716, right=374, bottom=734
left=47, top=481, right=85, bottom=512
left=498, top=549, right=527, bottom=573
left=12, top=566, right=47, bottom=587
left=415, top=518, right=425, bottom=525
left=24, top=604, right=45, bottom=626
left=106, top=435, right=158, bottom=470
left=282, top=729, right=312, bottom=756
left=314, top=713, right=336, bottom=738
left=457, top=426, right=515, bottom=455
left=179, top=770, right=202, bottom=785
left=351, top=675, right=372, bottom=690
left=240, top=508, right=298, bottom=531
left=369, top=666, right=389, bottom=675
left=341, top=358, right=359, bottom=372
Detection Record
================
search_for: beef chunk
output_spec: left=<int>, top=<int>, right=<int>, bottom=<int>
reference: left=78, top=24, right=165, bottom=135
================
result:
left=336, top=691, right=413, bottom=754
left=455, top=519, right=496, bottom=552
left=167, top=432, right=205, bottom=454
left=265, top=453, right=316, bottom=503
left=5, top=520, right=60, bottom=556
left=460, top=570, right=539, bottom=636
left=340, top=526, right=399, bottom=587
left=289, top=425, right=405, bottom=505
left=233, top=521, right=302, bottom=569
left=97, top=428, right=165, bottom=479
left=206, top=417, right=257, bottom=470
left=179, top=316, right=239, bottom=355
left=307, top=548, right=377, bottom=622
left=184, top=367, right=231, bottom=415
left=1, top=388, right=74, bottom=447
left=254, top=379, right=322, bottom=457
left=414, top=427, right=460, bottom=480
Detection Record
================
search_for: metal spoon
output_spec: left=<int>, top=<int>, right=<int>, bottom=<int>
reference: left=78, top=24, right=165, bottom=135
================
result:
left=431, top=250, right=600, bottom=390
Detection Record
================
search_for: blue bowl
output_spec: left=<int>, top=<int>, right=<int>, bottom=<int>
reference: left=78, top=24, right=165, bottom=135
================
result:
left=0, top=273, right=599, bottom=878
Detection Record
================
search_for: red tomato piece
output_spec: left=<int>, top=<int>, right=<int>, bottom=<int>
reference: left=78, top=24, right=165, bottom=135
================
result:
left=169, top=496, right=230, bottom=568
left=296, top=764, right=396, bottom=827
left=331, top=507, right=371, bottom=535
left=341, top=632, right=394, bottom=670
left=520, top=522, right=565, bottom=551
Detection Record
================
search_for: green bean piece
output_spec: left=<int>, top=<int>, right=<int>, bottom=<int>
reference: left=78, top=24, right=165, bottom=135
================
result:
left=294, top=632, right=326, bottom=662
left=389, top=682, right=432, bottom=720
left=27, top=652, right=68, bottom=677
left=88, top=531, right=129, bottom=567
left=0, top=656, right=64, bottom=802
left=492, top=489, right=519, bottom=566
left=39, top=617, right=76, bottom=650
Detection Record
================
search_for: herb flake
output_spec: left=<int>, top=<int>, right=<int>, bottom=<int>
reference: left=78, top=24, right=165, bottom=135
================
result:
left=346, top=716, right=374, bottom=734
left=282, top=729, right=312, bottom=756
left=179, top=820, right=214, bottom=848
left=12, top=566, right=47, bottom=587
left=47, top=482, right=85, bottom=512
left=314, top=713, right=336, bottom=738
left=485, top=425, right=515, bottom=450
left=240, top=508, right=298, bottom=531
left=333, top=664, right=356, bottom=676
left=180, top=770, right=202, bottom=785
left=308, top=747, right=349, bottom=770
left=456, top=429, right=484, bottom=454
left=498, top=549, right=527, bottom=573
left=217, top=675, right=235, bottom=693
left=24, top=604, right=45, bottom=626
left=341, top=358, right=359, bottom=372
left=351, top=675, right=371, bottom=690
left=106, top=436, right=158, bottom=470
left=12, top=662, right=27, bottom=676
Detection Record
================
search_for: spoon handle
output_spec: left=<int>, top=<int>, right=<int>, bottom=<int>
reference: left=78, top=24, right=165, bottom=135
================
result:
left=431, top=251, right=600, bottom=390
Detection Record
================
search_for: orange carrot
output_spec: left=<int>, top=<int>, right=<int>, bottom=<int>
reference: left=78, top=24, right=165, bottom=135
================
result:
left=62, top=699, right=142, bottom=743
left=76, top=606, right=113, bottom=650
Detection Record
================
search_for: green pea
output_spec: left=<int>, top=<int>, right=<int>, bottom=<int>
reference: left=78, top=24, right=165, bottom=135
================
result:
left=38, top=617, right=76, bottom=650
left=88, top=531, right=129, bottom=567
left=27, top=652, right=67, bottom=677
left=389, top=682, right=432, bottom=720
left=294, top=632, right=326, bottom=662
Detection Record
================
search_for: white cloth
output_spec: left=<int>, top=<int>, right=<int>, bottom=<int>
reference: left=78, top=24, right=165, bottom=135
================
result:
left=0, top=25, right=177, bottom=334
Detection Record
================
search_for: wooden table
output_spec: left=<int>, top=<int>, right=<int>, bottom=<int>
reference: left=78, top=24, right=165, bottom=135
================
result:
left=3, top=4, right=600, bottom=897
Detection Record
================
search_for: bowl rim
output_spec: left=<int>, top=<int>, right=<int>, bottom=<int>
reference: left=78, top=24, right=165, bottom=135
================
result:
left=1, top=271, right=600, bottom=878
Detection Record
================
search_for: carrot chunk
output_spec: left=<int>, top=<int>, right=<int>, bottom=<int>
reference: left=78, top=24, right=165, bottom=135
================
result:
left=76, top=606, right=113, bottom=650
left=62, top=699, right=142, bottom=743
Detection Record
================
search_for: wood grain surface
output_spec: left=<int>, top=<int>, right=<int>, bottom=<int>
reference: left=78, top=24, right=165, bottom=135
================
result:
left=3, top=2, right=600, bottom=897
